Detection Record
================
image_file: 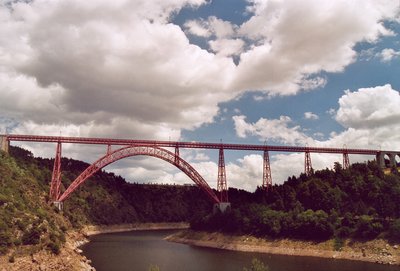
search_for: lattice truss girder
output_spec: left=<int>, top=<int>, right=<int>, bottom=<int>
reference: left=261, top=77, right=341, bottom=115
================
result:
left=58, top=145, right=220, bottom=203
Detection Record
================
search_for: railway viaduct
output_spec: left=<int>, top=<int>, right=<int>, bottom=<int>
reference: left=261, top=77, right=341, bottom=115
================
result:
left=1, top=134, right=399, bottom=211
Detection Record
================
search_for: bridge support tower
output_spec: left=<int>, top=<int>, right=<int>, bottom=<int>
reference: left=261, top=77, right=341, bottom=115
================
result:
left=215, top=148, right=230, bottom=212
left=376, top=152, right=385, bottom=168
left=262, top=150, right=272, bottom=191
left=0, top=135, right=9, bottom=153
left=376, top=152, right=399, bottom=169
left=305, top=151, right=313, bottom=176
left=49, top=142, right=62, bottom=203
left=343, top=152, right=350, bottom=169
left=53, top=201, right=63, bottom=211
left=213, top=202, right=231, bottom=213
left=217, top=148, right=228, bottom=202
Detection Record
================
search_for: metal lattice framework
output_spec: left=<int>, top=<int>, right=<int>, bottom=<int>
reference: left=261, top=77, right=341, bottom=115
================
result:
left=3, top=134, right=386, bottom=155
left=217, top=148, right=228, bottom=202
left=343, top=152, right=350, bottom=170
left=305, top=151, right=313, bottom=176
left=263, top=150, right=272, bottom=191
left=57, top=145, right=220, bottom=203
left=49, top=142, right=62, bottom=201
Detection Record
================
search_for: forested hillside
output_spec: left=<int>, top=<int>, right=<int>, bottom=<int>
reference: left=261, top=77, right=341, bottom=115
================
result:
left=0, top=146, right=211, bottom=257
left=193, top=162, right=400, bottom=243
left=2, top=145, right=400, bottom=258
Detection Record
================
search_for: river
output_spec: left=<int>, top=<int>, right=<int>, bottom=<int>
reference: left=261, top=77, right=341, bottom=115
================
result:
left=81, top=230, right=399, bottom=271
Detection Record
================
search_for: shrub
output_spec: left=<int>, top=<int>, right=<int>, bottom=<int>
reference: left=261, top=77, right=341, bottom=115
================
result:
left=333, top=237, right=344, bottom=251
left=354, top=215, right=383, bottom=239
left=388, top=219, right=400, bottom=241
left=8, top=253, right=15, bottom=263
left=0, top=231, right=12, bottom=246
left=337, top=226, right=353, bottom=238
left=22, top=227, right=41, bottom=245
left=0, top=231, right=12, bottom=255
left=290, top=210, right=334, bottom=240
left=47, top=241, right=61, bottom=255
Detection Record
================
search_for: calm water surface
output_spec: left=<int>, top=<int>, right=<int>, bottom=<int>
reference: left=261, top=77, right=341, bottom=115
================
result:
left=81, top=230, right=399, bottom=271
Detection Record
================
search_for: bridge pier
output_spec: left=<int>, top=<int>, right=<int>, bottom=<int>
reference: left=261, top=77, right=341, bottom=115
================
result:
left=262, top=150, right=272, bottom=191
left=376, top=152, right=385, bottom=168
left=0, top=135, right=9, bottom=153
left=376, top=152, right=399, bottom=168
left=343, top=152, right=350, bottom=169
left=49, top=142, right=62, bottom=202
left=213, top=202, right=231, bottom=213
left=217, top=148, right=228, bottom=202
left=304, top=151, right=313, bottom=176
left=389, top=153, right=397, bottom=168
left=53, top=201, right=63, bottom=211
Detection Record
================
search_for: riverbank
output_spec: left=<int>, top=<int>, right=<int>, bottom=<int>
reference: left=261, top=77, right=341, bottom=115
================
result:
left=82, top=222, right=189, bottom=236
left=0, top=222, right=189, bottom=271
left=166, top=230, right=400, bottom=265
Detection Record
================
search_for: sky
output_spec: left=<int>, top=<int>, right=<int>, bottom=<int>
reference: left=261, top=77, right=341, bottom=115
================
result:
left=1, top=0, right=400, bottom=192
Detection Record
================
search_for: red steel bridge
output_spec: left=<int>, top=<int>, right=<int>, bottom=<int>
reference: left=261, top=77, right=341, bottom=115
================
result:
left=1, top=134, right=399, bottom=208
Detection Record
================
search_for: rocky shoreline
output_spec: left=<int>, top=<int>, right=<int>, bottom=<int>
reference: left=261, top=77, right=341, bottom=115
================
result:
left=0, top=231, right=93, bottom=271
left=166, top=230, right=400, bottom=266
left=3, top=224, right=397, bottom=270
left=82, top=222, right=189, bottom=236
left=0, top=222, right=189, bottom=271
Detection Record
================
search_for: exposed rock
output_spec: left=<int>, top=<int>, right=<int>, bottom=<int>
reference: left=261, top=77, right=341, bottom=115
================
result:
left=0, top=230, right=94, bottom=271
left=166, top=230, right=400, bottom=266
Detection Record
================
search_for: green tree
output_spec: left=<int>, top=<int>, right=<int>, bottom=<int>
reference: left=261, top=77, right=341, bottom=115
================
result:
left=388, top=219, right=400, bottom=241
left=290, top=209, right=334, bottom=240
left=354, top=215, right=383, bottom=239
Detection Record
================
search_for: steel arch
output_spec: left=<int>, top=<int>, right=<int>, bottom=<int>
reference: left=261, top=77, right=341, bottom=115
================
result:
left=57, top=145, right=220, bottom=203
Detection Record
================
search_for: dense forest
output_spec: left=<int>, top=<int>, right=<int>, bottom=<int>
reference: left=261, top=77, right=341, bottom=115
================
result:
left=1, top=145, right=400, bottom=259
left=193, top=162, right=400, bottom=243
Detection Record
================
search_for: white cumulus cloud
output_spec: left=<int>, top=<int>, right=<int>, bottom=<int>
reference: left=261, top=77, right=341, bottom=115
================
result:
left=379, top=48, right=400, bottom=62
left=304, top=112, right=319, bottom=120
left=336, top=84, right=400, bottom=129
left=233, top=0, right=399, bottom=95
left=232, top=115, right=310, bottom=145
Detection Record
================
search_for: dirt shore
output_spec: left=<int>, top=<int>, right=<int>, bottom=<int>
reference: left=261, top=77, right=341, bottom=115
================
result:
left=82, top=222, right=189, bottom=236
left=166, top=230, right=400, bottom=266
left=0, top=222, right=189, bottom=271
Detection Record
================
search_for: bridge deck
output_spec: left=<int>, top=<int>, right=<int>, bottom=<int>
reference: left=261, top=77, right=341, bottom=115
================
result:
left=2, top=134, right=391, bottom=155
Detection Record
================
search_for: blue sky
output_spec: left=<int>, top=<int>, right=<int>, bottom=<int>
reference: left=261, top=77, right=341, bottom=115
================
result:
left=1, top=0, right=400, bottom=191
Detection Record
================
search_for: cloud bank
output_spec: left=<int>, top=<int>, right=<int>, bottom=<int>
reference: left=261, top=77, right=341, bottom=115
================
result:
left=1, top=0, right=398, bottom=138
